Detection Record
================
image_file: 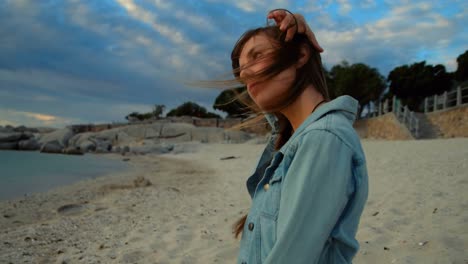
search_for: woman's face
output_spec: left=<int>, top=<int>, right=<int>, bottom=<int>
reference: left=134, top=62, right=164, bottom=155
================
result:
left=239, top=33, right=296, bottom=110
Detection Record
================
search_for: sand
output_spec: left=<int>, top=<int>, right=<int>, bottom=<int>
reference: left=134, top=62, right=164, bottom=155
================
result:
left=0, top=138, right=467, bottom=263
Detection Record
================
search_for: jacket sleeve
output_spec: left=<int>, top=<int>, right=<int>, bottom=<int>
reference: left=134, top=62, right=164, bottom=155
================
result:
left=264, top=129, right=354, bottom=264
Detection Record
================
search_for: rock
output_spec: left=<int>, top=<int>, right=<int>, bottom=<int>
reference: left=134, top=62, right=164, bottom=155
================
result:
left=79, top=140, right=96, bottom=152
left=4, top=125, right=14, bottom=131
left=94, top=139, right=112, bottom=153
left=38, top=128, right=74, bottom=148
left=13, top=125, right=37, bottom=133
left=40, top=140, right=64, bottom=154
left=68, top=132, right=92, bottom=147
left=191, top=127, right=224, bottom=143
left=170, top=125, right=205, bottom=143
left=63, top=146, right=84, bottom=155
left=418, top=241, right=428, bottom=246
left=0, top=141, right=18, bottom=150
left=122, top=146, right=130, bottom=153
left=133, top=176, right=152, bottom=187
left=223, top=130, right=255, bottom=143
left=34, top=127, right=56, bottom=133
left=0, top=126, right=9, bottom=133
left=0, top=132, right=27, bottom=143
left=18, top=138, right=41, bottom=151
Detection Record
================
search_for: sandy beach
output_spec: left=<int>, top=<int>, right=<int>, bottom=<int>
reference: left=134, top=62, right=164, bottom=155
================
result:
left=1, top=138, right=467, bottom=263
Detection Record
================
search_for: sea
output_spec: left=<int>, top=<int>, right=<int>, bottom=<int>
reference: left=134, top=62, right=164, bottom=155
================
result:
left=0, top=150, right=130, bottom=200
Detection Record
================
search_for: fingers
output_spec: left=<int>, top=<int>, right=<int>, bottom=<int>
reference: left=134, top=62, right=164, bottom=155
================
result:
left=279, top=14, right=295, bottom=31
left=267, top=10, right=324, bottom=52
left=267, top=9, right=286, bottom=25
left=291, top=13, right=325, bottom=52
left=285, top=28, right=296, bottom=42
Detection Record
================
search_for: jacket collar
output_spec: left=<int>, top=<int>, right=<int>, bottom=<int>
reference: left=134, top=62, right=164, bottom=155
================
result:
left=264, top=95, right=359, bottom=151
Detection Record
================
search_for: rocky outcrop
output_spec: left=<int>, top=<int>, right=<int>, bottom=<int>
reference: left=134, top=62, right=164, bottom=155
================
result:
left=40, top=140, right=64, bottom=154
left=1, top=122, right=256, bottom=155
left=0, top=141, right=18, bottom=150
left=0, top=132, right=39, bottom=150
left=38, top=128, right=74, bottom=148
left=18, top=139, right=41, bottom=150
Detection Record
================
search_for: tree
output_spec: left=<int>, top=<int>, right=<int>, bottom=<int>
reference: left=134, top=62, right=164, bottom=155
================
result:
left=455, top=50, right=468, bottom=82
left=387, top=61, right=452, bottom=111
left=125, top=112, right=153, bottom=121
left=166, top=102, right=221, bottom=118
left=327, top=61, right=386, bottom=117
left=213, top=87, right=250, bottom=118
left=152, top=104, right=165, bottom=119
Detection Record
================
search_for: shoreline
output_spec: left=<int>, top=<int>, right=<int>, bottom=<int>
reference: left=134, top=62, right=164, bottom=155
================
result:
left=0, top=150, right=134, bottom=201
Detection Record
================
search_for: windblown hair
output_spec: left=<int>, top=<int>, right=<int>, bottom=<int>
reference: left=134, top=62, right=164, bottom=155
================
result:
left=230, top=26, right=330, bottom=239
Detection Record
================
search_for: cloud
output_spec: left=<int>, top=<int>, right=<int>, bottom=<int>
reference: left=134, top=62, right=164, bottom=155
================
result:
left=23, top=112, right=56, bottom=122
left=315, top=2, right=465, bottom=73
left=337, top=0, right=352, bottom=15
left=116, top=0, right=201, bottom=55
left=0, top=0, right=466, bottom=128
left=0, top=109, right=82, bottom=128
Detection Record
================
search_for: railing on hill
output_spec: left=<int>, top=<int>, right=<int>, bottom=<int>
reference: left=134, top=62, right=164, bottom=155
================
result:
left=393, top=100, right=419, bottom=138
left=363, top=96, right=419, bottom=138
left=423, top=86, right=468, bottom=113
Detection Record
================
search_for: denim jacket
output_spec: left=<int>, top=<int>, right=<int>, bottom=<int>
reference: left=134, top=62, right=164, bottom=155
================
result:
left=237, top=95, right=369, bottom=264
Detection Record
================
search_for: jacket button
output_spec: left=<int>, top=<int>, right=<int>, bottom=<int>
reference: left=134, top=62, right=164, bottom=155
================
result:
left=263, top=183, right=270, bottom=191
left=248, top=222, right=254, bottom=231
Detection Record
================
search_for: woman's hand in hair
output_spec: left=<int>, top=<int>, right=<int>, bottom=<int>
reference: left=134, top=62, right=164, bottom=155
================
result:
left=267, top=10, right=324, bottom=52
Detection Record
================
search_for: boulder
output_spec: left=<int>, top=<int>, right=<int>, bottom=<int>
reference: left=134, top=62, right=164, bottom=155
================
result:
left=0, top=132, right=27, bottom=143
left=63, top=146, right=84, bottom=155
left=190, top=127, right=224, bottom=143
left=0, top=126, right=14, bottom=133
left=79, top=140, right=96, bottom=152
left=38, top=128, right=74, bottom=148
left=94, top=139, right=112, bottom=153
left=68, top=132, right=93, bottom=148
left=223, top=130, right=255, bottom=143
left=121, top=123, right=164, bottom=139
left=18, top=138, right=41, bottom=151
left=35, top=127, right=56, bottom=133
left=13, top=125, right=38, bottom=133
left=0, top=142, right=18, bottom=150
left=122, top=146, right=130, bottom=153
left=40, top=140, right=64, bottom=154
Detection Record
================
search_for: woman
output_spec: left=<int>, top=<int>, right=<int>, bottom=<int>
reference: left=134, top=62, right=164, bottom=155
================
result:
left=231, top=9, right=369, bottom=263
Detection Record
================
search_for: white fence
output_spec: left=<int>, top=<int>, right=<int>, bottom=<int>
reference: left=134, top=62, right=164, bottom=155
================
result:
left=424, top=86, right=468, bottom=113
left=364, top=96, right=419, bottom=138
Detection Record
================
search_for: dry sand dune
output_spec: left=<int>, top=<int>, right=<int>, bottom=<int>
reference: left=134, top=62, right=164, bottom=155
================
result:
left=0, top=138, right=467, bottom=263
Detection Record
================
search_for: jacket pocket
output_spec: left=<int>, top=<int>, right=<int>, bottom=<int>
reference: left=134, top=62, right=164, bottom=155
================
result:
left=260, top=171, right=283, bottom=218
left=257, top=171, right=282, bottom=262
left=259, top=214, right=277, bottom=263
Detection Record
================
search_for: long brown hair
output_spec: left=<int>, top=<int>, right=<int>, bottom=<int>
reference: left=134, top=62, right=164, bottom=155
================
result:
left=230, top=26, right=330, bottom=239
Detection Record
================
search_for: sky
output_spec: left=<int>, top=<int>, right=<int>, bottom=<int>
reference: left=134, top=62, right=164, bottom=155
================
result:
left=0, top=0, right=467, bottom=128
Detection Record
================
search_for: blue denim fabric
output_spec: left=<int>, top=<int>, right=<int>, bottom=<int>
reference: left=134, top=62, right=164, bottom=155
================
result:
left=237, top=95, right=369, bottom=264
